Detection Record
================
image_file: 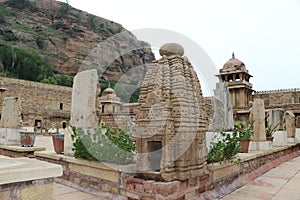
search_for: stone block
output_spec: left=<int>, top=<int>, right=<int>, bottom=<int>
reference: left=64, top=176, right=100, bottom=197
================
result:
left=295, top=129, right=300, bottom=143
left=0, top=97, right=22, bottom=129
left=0, top=156, right=62, bottom=185
left=273, top=131, right=287, bottom=146
left=0, top=128, right=22, bottom=145
left=153, top=181, right=179, bottom=197
left=63, top=127, right=74, bottom=156
left=70, top=69, right=98, bottom=129
left=20, top=182, right=53, bottom=200
left=287, top=138, right=296, bottom=144
left=249, top=141, right=272, bottom=151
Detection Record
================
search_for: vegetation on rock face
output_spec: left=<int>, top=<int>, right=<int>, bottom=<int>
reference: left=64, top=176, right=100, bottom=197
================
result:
left=0, top=0, right=154, bottom=87
left=0, top=45, right=54, bottom=81
left=5, top=0, right=38, bottom=11
left=0, top=45, right=73, bottom=87
left=71, top=124, right=136, bottom=165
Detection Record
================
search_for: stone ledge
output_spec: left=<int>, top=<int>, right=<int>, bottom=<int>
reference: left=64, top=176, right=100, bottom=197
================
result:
left=0, top=145, right=45, bottom=152
left=35, top=151, right=119, bottom=171
left=0, top=155, right=63, bottom=185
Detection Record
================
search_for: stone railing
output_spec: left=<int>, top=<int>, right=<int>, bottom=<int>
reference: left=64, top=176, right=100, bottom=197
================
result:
left=254, top=88, right=300, bottom=95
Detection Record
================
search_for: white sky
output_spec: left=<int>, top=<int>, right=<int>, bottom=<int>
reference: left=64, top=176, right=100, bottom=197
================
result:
left=60, top=0, right=300, bottom=92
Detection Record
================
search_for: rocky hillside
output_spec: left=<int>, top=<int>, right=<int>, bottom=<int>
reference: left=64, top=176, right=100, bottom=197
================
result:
left=0, top=0, right=155, bottom=84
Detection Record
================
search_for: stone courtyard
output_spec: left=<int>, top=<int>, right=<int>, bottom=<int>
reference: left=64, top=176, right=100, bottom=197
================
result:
left=0, top=42, right=300, bottom=200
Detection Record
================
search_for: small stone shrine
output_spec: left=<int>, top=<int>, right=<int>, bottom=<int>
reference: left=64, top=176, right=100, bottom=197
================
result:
left=136, top=43, right=207, bottom=181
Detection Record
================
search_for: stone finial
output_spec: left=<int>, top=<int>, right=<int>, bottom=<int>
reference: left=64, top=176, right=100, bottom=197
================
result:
left=232, top=52, right=235, bottom=59
left=159, top=43, right=184, bottom=57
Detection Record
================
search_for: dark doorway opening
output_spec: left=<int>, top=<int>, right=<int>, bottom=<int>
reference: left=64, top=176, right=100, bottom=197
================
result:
left=149, top=141, right=162, bottom=172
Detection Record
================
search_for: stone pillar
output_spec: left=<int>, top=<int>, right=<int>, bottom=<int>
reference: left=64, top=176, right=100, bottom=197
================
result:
left=284, top=111, right=296, bottom=143
left=210, top=80, right=234, bottom=131
left=251, top=99, right=266, bottom=141
left=0, top=97, right=23, bottom=145
left=249, top=99, right=272, bottom=151
left=66, top=69, right=99, bottom=156
left=70, top=69, right=99, bottom=128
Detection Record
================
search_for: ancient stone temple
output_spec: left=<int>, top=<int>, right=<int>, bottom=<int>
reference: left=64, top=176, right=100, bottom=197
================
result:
left=136, top=43, right=207, bottom=181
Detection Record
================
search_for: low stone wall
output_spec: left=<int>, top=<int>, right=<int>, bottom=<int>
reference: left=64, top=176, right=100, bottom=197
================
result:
left=0, top=145, right=45, bottom=158
left=0, top=155, right=62, bottom=200
left=0, top=178, right=54, bottom=200
left=35, top=144, right=300, bottom=200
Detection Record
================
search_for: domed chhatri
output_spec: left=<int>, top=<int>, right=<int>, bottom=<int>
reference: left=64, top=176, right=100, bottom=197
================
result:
left=102, top=87, right=115, bottom=95
left=221, top=53, right=247, bottom=73
left=159, top=43, right=184, bottom=57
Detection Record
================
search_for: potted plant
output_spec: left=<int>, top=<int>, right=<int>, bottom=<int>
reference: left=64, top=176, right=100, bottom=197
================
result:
left=20, top=132, right=36, bottom=147
left=234, top=121, right=253, bottom=153
left=266, top=122, right=279, bottom=142
left=52, top=133, right=64, bottom=154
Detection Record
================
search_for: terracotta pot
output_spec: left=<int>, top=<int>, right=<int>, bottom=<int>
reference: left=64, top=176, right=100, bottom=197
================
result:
left=52, top=134, right=64, bottom=154
left=20, top=132, right=36, bottom=147
left=240, top=140, right=250, bottom=153
left=266, top=137, right=274, bottom=142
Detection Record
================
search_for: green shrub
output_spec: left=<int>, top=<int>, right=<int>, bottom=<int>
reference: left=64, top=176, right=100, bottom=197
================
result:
left=57, top=2, right=71, bottom=16
left=234, top=121, right=253, bottom=141
left=72, top=125, right=136, bottom=165
left=0, top=45, right=54, bottom=81
left=6, top=0, right=37, bottom=11
left=207, top=131, right=240, bottom=163
left=3, top=33, right=18, bottom=41
left=36, top=36, right=46, bottom=49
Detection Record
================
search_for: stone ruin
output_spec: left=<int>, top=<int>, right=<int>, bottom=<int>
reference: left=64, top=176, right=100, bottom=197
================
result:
left=65, top=69, right=100, bottom=156
left=0, top=97, right=23, bottom=145
left=266, top=109, right=284, bottom=131
left=284, top=111, right=296, bottom=141
left=136, top=43, right=207, bottom=181
left=210, top=79, right=234, bottom=131
left=249, top=98, right=272, bottom=151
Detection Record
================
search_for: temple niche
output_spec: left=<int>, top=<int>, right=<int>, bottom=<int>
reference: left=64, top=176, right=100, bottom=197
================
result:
left=136, top=43, right=207, bottom=181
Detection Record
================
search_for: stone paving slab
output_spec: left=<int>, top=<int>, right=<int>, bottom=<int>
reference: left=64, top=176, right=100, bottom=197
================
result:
left=221, top=155, right=300, bottom=200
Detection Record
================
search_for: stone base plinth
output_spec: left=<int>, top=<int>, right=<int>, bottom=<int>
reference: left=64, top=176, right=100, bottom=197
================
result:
left=296, top=129, right=300, bottom=143
left=249, top=141, right=272, bottom=151
left=0, top=155, right=62, bottom=200
left=287, top=138, right=296, bottom=144
left=273, top=131, right=288, bottom=146
left=0, top=128, right=22, bottom=145
left=0, top=145, right=45, bottom=158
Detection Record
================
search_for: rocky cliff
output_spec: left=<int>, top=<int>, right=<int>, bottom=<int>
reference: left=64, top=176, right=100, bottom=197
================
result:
left=0, top=0, right=155, bottom=84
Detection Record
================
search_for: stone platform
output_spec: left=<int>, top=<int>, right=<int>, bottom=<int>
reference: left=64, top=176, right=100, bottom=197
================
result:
left=0, top=145, right=45, bottom=158
left=0, top=155, right=63, bottom=200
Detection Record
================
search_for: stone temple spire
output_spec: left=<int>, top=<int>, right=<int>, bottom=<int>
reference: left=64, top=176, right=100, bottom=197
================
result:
left=136, top=43, right=207, bottom=181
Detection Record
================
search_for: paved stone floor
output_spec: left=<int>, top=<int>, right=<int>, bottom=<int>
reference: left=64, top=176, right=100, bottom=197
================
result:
left=52, top=156, right=300, bottom=200
left=220, top=155, right=300, bottom=200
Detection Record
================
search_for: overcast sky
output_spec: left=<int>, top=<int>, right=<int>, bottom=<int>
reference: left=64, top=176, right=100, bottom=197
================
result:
left=60, top=0, right=300, bottom=93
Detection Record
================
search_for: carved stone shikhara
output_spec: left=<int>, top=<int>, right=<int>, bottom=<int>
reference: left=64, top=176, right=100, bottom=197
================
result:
left=136, top=43, right=207, bottom=181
